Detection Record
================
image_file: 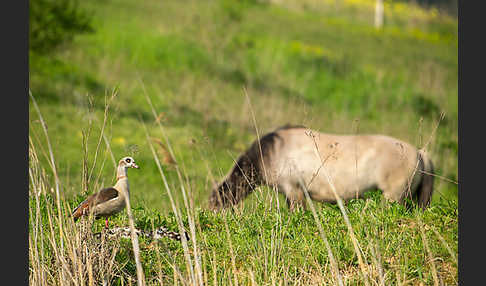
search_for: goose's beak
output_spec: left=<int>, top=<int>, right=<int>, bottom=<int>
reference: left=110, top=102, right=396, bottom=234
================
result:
left=133, top=163, right=140, bottom=169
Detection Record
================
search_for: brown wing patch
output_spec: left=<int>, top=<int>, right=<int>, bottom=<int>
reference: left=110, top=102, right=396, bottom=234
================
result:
left=72, top=187, right=119, bottom=221
left=72, top=199, right=91, bottom=220
left=92, top=187, right=119, bottom=205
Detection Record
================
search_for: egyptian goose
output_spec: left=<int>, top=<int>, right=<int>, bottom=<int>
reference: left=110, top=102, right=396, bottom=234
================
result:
left=72, top=156, right=139, bottom=228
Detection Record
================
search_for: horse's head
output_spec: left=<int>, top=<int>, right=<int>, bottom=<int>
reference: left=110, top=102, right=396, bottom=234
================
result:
left=208, top=180, right=236, bottom=211
left=208, top=145, right=264, bottom=211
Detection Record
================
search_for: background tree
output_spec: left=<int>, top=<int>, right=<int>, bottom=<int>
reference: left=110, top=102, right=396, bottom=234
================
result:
left=29, top=0, right=93, bottom=54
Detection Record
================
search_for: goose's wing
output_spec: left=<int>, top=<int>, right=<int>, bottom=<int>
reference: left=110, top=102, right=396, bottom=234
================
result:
left=72, top=187, right=119, bottom=220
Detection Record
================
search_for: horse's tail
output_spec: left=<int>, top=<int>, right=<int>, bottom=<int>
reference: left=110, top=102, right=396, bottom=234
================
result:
left=416, top=149, right=435, bottom=210
left=209, top=127, right=288, bottom=210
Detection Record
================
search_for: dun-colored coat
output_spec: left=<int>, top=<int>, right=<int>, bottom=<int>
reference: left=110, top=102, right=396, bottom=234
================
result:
left=209, top=125, right=434, bottom=211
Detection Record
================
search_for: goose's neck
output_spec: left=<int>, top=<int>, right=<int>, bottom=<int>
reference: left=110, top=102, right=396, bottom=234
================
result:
left=115, top=165, right=130, bottom=195
left=116, top=165, right=128, bottom=180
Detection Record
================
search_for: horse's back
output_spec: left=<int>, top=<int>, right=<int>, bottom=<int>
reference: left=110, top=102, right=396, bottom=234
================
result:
left=272, top=128, right=419, bottom=168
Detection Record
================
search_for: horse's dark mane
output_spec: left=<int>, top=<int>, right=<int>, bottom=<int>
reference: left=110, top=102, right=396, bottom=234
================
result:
left=274, top=123, right=307, bottom=131
left=209, top=124, right=307, bottom=210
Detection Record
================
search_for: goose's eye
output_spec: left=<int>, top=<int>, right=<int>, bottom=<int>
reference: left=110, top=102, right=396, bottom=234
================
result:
left=126, top=158, right=131, bottom=163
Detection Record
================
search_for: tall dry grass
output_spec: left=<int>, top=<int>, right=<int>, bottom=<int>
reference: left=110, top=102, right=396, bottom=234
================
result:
left=29, top=96, right=123, bottom=285
left=29, top=90, right=145, bottom=285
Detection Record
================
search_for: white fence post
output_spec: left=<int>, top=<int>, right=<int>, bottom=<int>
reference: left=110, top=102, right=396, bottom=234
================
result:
left=375, top=0, right=384, bottom=28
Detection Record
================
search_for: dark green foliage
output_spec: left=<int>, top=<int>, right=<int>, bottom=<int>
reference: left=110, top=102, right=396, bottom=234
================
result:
left=29, top=0, right=93, bottom=53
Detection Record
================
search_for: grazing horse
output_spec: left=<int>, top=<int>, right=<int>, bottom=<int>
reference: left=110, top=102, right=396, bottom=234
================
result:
left=209, top=125, right=434, bottom=211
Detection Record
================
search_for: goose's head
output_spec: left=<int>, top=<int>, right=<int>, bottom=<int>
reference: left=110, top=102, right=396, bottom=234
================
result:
left=119, top=156, right=140, bottom=169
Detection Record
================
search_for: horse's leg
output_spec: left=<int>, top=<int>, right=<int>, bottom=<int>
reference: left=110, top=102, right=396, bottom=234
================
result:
left=280, top=182, right=306, bottom=212
left=379, top=172, right=420, bottom=206
left=286, top=197, right=306, bottom=211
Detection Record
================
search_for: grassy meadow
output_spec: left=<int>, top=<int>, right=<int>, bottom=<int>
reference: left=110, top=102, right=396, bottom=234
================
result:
left=29, top=0, right=458, bottom=284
